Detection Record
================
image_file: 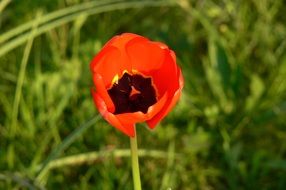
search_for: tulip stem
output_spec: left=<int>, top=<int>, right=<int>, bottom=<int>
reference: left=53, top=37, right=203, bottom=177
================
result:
left=130, top=130, right=142, bottom=190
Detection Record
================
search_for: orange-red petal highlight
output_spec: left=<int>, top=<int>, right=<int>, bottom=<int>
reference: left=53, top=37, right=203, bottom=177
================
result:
left=126, top=38, right=165, bottom=74
left=92, top=93, right=135, bottom=136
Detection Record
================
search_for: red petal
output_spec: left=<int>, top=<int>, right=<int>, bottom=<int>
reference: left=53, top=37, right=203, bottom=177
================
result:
left=126, top=38, right=166, bottom=74
left=92, top=34, right=149, bottom=86
left=105, top=113, right=135, bottom=137
left=151, top=41, right=169, bottom=49
left=151, top=49, right=178, bottom=97
left=115, top=92, right=168, bottom=125
left=147, top=67, right=184, bottom=129
left=92, top=73, right=115, bottom=113
left=145, top=92, right=168, bottom=119
left=90, top=46, right=122, bottom=86
left=116, top=112, right=146, bottom=124
left=93, top=93, right=135, bottom=137
left=105, top=33, right=143, bottom=50
left=169, top=50, right=176, bottom=66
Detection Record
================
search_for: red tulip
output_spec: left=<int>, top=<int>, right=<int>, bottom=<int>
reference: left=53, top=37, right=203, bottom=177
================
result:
left=90, top=33, right=183, bottom=137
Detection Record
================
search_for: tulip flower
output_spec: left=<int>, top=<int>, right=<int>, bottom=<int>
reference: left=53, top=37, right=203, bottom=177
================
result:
left=90, top=33, right=184, bottom=137
left=90, top=33, right=183, bottom=190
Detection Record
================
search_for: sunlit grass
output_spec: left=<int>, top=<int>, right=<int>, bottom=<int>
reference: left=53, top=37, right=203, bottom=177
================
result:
left=1, top=0, right=286, bottom=189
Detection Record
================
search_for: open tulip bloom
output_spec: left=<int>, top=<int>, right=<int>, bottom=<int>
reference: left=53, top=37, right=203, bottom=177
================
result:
left=90, top=33, right=183, bottom=136
left=90, top=33, right=183, bottom=189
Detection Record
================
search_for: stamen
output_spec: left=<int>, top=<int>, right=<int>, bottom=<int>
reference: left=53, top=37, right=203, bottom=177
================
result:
left=108, top=72, right=157, bottom=114
left=130, top=86, right=140, bottom=97
left=112, top=74, right=119, bottom=84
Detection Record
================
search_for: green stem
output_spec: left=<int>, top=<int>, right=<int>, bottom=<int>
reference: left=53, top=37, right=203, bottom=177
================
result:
left=130, top=130, right=142, bottom=190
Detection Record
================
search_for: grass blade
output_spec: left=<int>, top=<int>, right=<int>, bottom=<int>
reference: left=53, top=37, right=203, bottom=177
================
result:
left=0, top=0, right=175, bottom=57
left=9, top=11, right=42, bottom=137
left=41, top=149, right=173, bottom=171
left=0, top=0, right=123, bottom=43
left=0, top=0, right=11, bottom=13
left=35, top=115, right=101, bottom=183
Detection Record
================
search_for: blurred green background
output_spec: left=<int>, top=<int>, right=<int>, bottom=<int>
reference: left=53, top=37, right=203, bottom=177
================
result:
left=1, top=0, right=286, bottom=189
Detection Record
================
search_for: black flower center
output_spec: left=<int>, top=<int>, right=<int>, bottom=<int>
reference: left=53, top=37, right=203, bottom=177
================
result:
left=108, top=72, right=157, bottom=114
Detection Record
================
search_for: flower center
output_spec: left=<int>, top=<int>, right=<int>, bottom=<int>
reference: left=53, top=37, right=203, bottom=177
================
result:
left=108, top=72, right=157, bottom=114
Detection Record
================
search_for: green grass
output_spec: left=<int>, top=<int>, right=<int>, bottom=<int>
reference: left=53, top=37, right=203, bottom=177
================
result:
left=1, top=0, right=286, bottom=189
